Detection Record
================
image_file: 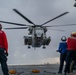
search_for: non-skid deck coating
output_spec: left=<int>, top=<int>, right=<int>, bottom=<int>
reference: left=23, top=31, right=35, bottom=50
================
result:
left=0, top=64, right=76, bottom=75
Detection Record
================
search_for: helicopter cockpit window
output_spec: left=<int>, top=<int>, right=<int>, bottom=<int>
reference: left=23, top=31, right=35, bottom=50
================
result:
left=35, top=27, right=44, bottom=37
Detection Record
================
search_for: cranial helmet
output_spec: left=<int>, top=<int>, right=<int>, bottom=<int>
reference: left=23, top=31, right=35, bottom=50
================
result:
left=61, top=36, right=67, bottom=41
left=71, top=32, right=76, bottom=37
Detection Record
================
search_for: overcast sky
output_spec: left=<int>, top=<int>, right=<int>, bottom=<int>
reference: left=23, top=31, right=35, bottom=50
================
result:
left=0, top=0, right=76, bottom=65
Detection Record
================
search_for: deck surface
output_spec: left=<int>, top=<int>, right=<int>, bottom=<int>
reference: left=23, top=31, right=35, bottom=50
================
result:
left=0, top=64, right=76, bottom=75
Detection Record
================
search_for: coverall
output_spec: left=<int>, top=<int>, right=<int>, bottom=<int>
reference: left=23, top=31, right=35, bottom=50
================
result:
left=0, top=29, right=9, bottom=75
left=58, top=41, right=67, bottom=73
left=64, top=37, right=76, bottom=74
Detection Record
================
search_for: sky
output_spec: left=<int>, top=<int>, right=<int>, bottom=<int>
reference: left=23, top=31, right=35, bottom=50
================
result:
left=0, top=0, right=76, bottom=65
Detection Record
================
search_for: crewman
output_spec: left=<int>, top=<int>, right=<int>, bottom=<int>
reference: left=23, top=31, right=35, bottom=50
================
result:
left=0, top=24, right=9, bottom=75
left=64, top=32, right=76, bottom=75
left=57, top=36, right=67, bottom=74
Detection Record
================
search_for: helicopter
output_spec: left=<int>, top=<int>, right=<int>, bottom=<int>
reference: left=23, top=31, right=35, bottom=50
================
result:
left=0, top=9, right=76, bottom=49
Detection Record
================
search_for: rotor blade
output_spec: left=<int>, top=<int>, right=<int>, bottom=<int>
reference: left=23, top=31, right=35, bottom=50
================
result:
left=4, top=27, right=28, bottom=29
left=13, top=9, right=35, bottom=25
left=0, top=20, right=31, bottom=26
left=41, top=12, right=69, bottom=26
left=45, top=24, right=76, bottom=27
left=48, top=29, right=65, bottom=32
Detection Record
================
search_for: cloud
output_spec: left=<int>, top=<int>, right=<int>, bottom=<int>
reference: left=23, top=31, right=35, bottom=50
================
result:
left=0, top=0, right=76, bottom=65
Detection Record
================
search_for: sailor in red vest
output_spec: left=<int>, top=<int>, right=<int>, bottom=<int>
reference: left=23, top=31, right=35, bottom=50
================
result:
left=0, top=24, right=9, bottom=75
left=64, top=32, right=76, bottom=75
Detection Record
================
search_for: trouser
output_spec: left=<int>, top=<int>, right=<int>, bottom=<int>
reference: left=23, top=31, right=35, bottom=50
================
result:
left=59, top=53, right=67, bottom=72
left=0, top=48, right=9, bottom=75
left=64, top=50, right=76, bottom=73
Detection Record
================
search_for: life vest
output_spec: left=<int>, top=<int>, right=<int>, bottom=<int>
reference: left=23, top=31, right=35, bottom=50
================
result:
left=0, top=30, right=8, bottom=52
left=67, top=37, right=76, bottom=50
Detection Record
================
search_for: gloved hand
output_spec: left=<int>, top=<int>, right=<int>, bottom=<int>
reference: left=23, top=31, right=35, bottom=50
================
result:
left=56, top=50, right=59, bottom=52
left=5, top=52, right=8, bottom=56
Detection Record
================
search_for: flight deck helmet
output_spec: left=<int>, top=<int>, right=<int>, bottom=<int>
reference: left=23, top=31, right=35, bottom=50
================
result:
left=61, top=36, right=67, bottom=41
left=71, top=32, right=76, bottom=37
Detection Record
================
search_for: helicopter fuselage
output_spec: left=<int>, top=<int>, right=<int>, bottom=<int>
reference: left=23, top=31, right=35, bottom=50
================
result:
left=24, top=26, right=51, bottom=48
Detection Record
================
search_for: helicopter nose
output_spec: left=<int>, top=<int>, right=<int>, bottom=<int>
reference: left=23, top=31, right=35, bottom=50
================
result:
left=37, top=37, right=41, bottom=42
left=37, top=37, right=40, bottom=39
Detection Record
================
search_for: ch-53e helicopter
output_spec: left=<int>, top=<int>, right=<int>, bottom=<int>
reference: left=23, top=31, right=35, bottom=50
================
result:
left=0, top=9, right=76, bottom=49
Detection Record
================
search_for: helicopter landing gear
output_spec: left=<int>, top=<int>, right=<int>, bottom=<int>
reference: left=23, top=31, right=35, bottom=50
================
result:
left=43, top=45, right=46, bottom=49
left=28, top=45, right=31, bottom=48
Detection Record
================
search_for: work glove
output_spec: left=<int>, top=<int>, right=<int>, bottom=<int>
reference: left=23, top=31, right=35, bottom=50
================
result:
left=56, top=50, right=59, bottom=52
left=5, top=52, right=8, bottom=57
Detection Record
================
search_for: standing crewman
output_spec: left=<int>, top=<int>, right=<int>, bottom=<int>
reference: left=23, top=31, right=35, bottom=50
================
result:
left=64, top=32, right=76, bottom=75
left=57, top=36, right=67, bottom=74
left=0, top=24, right=9, bottom=75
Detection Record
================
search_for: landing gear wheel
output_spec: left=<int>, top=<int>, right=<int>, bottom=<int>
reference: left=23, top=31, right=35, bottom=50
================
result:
left=43, top=45, right=46, bottom=49
left=28, top=45, right=31, bottom=48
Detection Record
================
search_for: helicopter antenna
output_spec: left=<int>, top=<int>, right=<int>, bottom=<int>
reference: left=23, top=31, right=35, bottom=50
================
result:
left=13, top=9, right=35, bottom=26
left=41, top=12, right=69, bottom=26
